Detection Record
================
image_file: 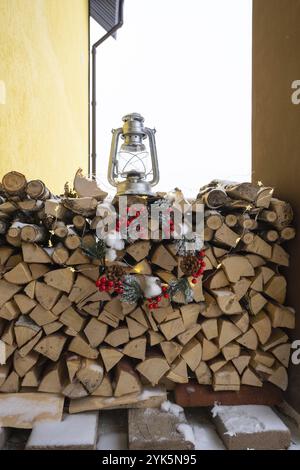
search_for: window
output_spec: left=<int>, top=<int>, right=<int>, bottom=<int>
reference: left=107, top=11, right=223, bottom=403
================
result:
left=91, top=0, right=252, bottom=197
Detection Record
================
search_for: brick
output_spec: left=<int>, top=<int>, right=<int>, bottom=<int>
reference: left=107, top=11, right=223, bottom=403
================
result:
left=212, top=405, right=291, bottom=450
left=26, top=412, right=98, bottom=450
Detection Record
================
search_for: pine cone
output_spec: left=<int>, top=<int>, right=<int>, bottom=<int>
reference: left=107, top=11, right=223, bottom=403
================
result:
left=106, top=264, right=126, bottom=281
left=180, top=254, right=199, bottom=276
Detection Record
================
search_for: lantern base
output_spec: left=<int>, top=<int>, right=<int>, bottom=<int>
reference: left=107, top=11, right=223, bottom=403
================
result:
left=116, top=175, right=154, bottom=196
left=116, top=180, right=154, bottom=196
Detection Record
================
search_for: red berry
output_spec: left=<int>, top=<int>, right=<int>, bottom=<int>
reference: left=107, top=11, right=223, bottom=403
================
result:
left=126, top=207, right=130, bottom=213
left=126, top=220, right=131, bottom=227
left=101, top=276, right=107, bottom=282
left=99, top=285, right=105, bottom=291
left=192, top=278, right=197, bottom=284
left=163, top=293, right=169, bottom=299
left=148, top=303, right=154, bottom=309
left=96, top=279, right=101, bottom=287
left=153, top=302, right=159, bottom=309
left=108, top=281, right=114, bottom=288
left=156, top=296, right=162, bottom=302
left=200, top=250, right=205, bottom=257
left=162, top=286, right=167, bottom=292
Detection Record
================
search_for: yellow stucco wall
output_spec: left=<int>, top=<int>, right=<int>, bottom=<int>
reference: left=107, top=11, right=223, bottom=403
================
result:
left=0, top=0, right=89, bottom=194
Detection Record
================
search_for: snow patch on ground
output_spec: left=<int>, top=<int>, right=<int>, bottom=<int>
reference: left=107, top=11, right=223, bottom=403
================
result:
left=186, top=409, right=225, bottom=450
left=97, top=432, right=128, bottom=450
left=176, top=423, right=195, bottom=446
left=212, top=405, right=289, bottom=437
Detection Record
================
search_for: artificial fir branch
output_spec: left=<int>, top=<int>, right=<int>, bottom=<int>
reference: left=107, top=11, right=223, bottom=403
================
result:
left=168, top=277, right=193, bottom=304
left=81, top=238, right=106, bottom=263
left=121, top=275, right=143, bottom=304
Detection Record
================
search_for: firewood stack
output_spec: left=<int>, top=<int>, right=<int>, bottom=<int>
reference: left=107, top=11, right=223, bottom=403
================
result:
left=0, top=172, right=296, bottom=402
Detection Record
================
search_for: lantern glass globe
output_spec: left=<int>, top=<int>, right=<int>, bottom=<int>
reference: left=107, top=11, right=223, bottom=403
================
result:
left=117, top=148, right=151, bottom=179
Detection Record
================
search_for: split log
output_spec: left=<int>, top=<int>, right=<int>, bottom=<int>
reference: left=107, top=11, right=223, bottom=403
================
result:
left=195, top=361, right=212, bottom=384
left=4, top=262, right=32, bottom=284
left=166, top=357, right=188, bottom=383
left=14, top=315, right=41, bottom=348
left=212, top=289, right=243, bottom=315
left=76, top=359, right=104, bottom=394
left=221, top=256, right=254, bottom=282
left=218, top=319, right=241, bottom=348
left=84, top=318, right=108, bottom=348
left=266, top=302, right=295, bottom=329
left=38, top=361, right=66, bottom=393
left=100, top=347, right=123, bottom=372
left=69, top=335, right=99, bottom=359
left=241, top=367, right=263, bottom=387
left=236, top=328, right=258, bottom=350
left=13, top=350, right=39, bottom=377
left=181, top=337, right=202, bottom=371
left=123, top=337, right=146, bottom=361
left=213, top=363, right=240, bottom=391
left=136, top=356, right=170, bottom=386
left=114, top=360, right=142, bottom=397
left=250, top=310, right=272, bottom=344
left=34, top=334, right=66, bottom=361
left=268, top=364, right=288, bottom=391
left=264, top=275, right=287, bottom=304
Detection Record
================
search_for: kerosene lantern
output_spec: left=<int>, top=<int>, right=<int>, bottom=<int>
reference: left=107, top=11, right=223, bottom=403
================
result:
left=107, top=113, right=160, bottom=196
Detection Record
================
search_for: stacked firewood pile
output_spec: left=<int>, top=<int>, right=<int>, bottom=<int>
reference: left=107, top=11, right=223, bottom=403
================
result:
left=0, top=171, right=296, bottom=401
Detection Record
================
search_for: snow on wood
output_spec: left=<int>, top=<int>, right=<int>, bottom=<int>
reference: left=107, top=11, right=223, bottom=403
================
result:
left=69, top=386, right=167, bottom=413
left=0, top=393, right=64, bottom=429
left=26, top=412, right=98, bottom=449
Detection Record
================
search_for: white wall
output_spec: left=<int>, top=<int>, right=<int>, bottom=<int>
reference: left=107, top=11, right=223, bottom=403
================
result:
left=91, top=0, right=252, bottom=197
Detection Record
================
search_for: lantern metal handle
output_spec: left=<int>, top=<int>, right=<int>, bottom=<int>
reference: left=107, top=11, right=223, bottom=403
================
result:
left=107, top=127, right=123, bottom=187
left=144, top=127, right=160, bottom=186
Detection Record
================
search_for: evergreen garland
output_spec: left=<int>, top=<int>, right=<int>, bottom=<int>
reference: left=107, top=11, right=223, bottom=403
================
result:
left=81, top=238, right=106, bottom=276
left=121, top=275, right=144, bottom=304
left=168, top=277, right=193, bottom=304
left=175, top=233, right=203, bottom=256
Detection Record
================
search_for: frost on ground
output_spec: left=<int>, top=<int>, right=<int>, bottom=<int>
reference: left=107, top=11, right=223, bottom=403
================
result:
left=212, top=404, right=289, bottom=437
left=186, top=409, right=225, bottom=450
left=97, top=432, right=128, bottom=450
left=176, top=423, right=196, bottom=446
